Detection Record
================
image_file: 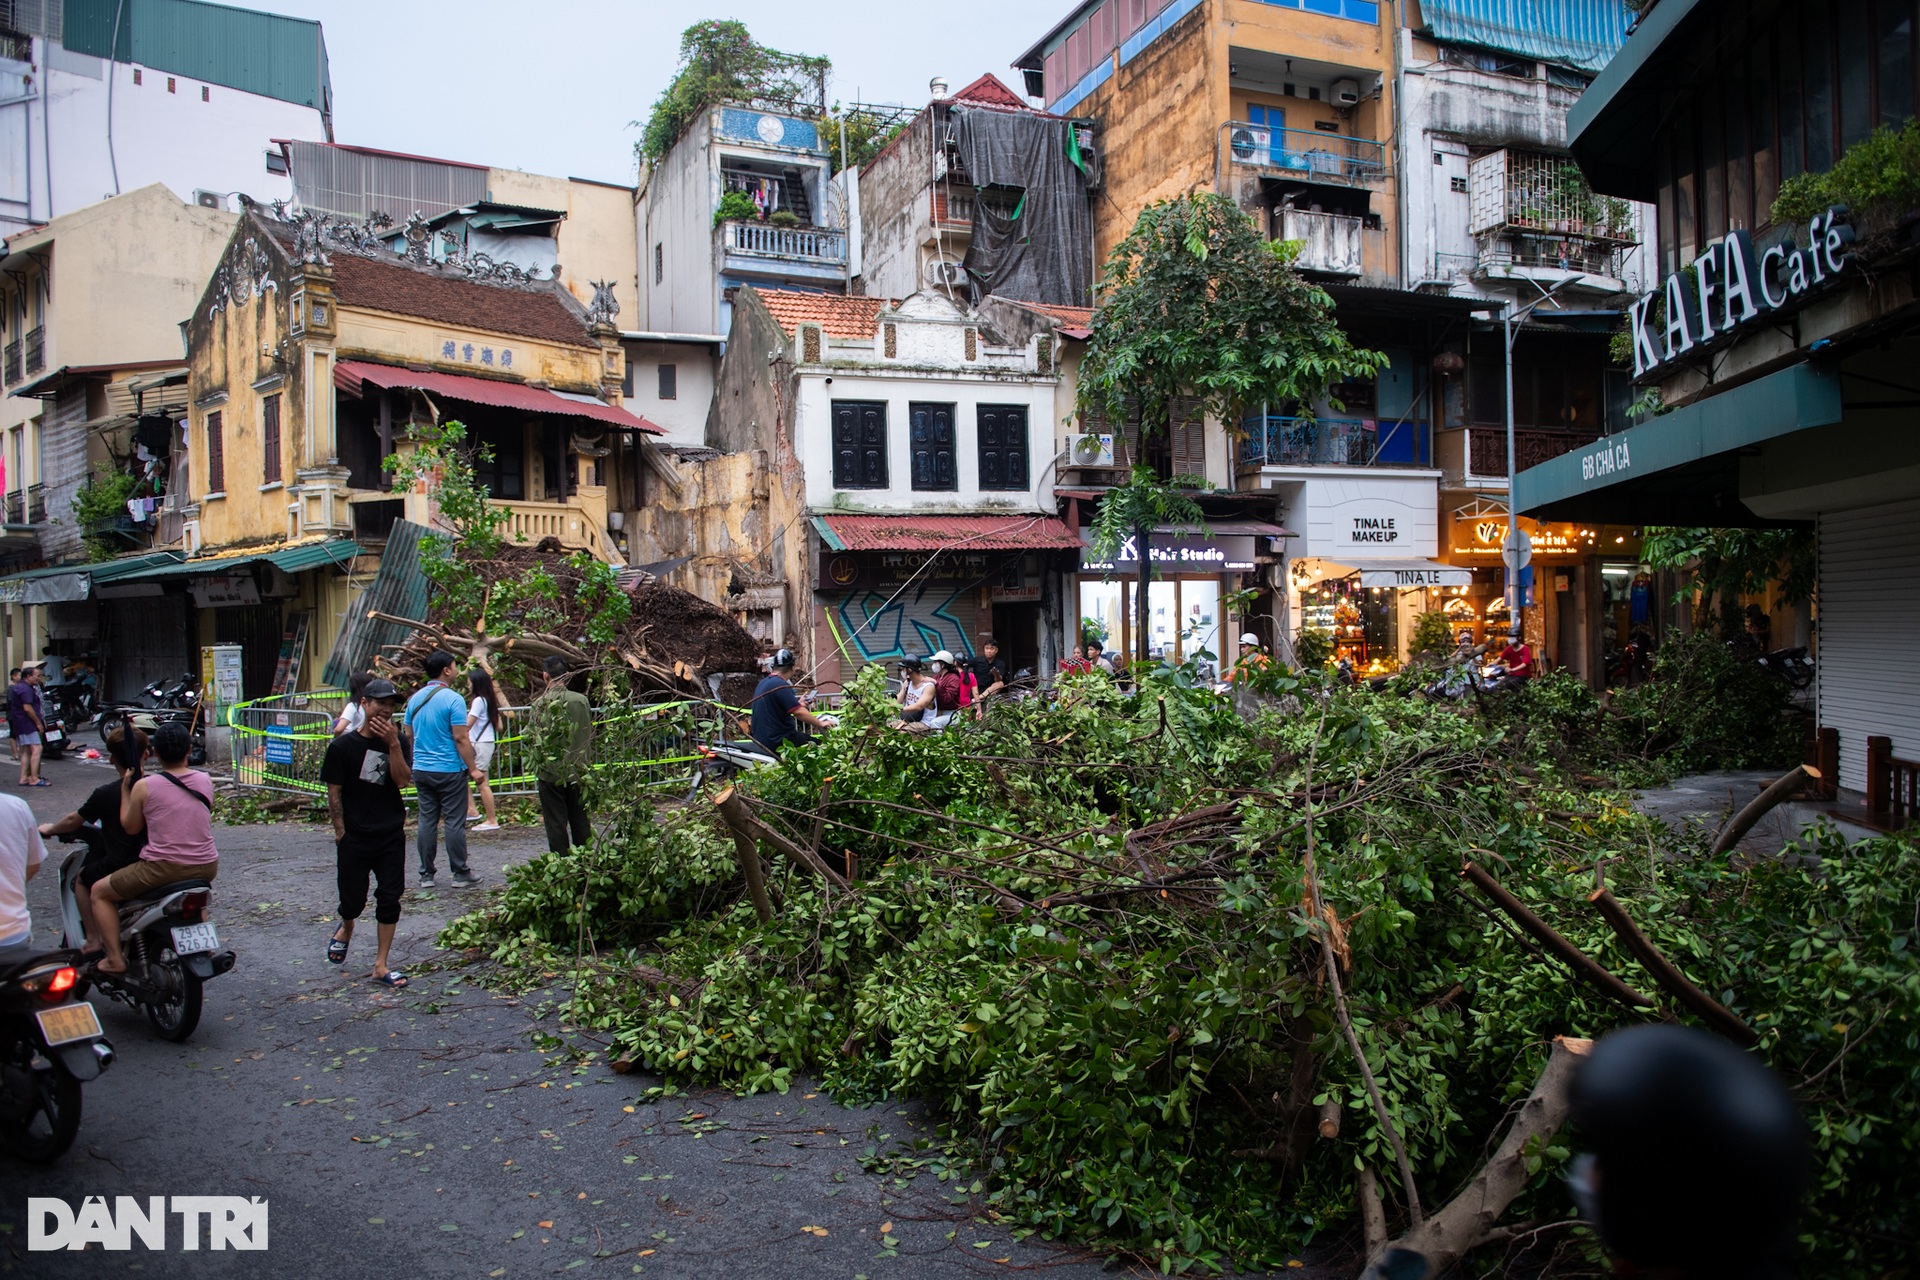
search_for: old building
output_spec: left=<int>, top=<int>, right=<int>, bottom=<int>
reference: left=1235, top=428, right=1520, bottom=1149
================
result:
left=0, top=184, right=238, bottom=685
left=0, top=0, right=332, bottom=239
left=636, top=100, right=850, bottom=340
left=1520, top=0, right=1920, bottom=805
left=627, top=286, right=1082, bottom=685
left=857, top=73, right=1097, bottom=309
left=31, top=205, right=665, bottom=701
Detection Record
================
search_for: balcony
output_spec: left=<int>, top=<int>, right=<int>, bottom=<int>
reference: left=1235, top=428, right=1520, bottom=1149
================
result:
left=495, top=488, right=622, bottom=566
left=719, top=220, right=846, bottom=267
left=1277, top=207, right=1364, bottom=276
left=2, top=491, right=20, bottom=524
left=1239, top=417, right=1432, bottom=469
left=1469, top=149, right=1637, bottom=244
left=1464, top=426, right=1602, bottom=481
left=3, top=340, right=19, bottom=385
left=26, top=483, right=44, bottom=524
left=1225, top=121, right=1386, bottom=188
left=1473, top=231, right=1634, bottom=292
left=23, top=325, right=43, bottom=377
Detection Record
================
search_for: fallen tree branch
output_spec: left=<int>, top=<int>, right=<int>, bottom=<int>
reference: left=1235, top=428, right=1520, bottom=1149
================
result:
left=1588, top=889, right=1757, bottom=1046
left=1362, top=1037, right=1593, bottom=1279
left=1358, top=1165, right=1387, bottom=1262
left=1710, top=764, right=1817, bottom=857
left=713, top=786, right=851, bottom=892
left=1461, top=862, right=1655, bottom=1011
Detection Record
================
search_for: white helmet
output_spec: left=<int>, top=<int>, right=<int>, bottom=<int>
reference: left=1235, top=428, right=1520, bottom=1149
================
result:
left=1239, top=632, right=1261, bottom=646
left=930, top=650, right=956, bottom=667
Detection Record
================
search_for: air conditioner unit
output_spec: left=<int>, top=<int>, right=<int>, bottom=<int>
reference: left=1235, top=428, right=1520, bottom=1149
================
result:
left=1070, top=433, right=1115, bottom=466
left=1332, top=79, right=1361, bottom=107
left=1229, top=126, right=1270, bottom=162
left=193, top=190, right=225, bottom=210
left=925, top=260, right=969, bottom=288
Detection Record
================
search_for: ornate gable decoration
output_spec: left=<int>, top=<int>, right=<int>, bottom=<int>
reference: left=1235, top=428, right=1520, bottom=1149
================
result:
left=206, top=235, right=279, bottom=318
left=264, top=204, right=562, bottom=288
left=586, top=280, right=621, bottom=327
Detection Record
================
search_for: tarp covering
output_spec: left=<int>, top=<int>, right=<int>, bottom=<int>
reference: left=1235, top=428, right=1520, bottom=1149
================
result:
left=1420, top=0, right=1629, bottom=74
left=949, top=108, right=1093, bottom=308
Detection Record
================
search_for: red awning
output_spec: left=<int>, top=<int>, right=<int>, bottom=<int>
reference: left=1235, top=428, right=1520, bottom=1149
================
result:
left=334, top=360, right=664, bottom=433
left=815, top=513, right=1084, bottom=552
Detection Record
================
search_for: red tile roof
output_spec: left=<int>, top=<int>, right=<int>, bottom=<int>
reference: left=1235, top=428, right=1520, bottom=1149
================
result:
left=750, top=289, right=893, bottom=339
left=816, top=513, right=1083, bottom=552
left=950, top=74, right=1031, bottom=109
left=335, top=361, right=663, bottom=433
left=260, top=220, right=596, bottom=349
left=1018, top=301, right=1095, bottom=327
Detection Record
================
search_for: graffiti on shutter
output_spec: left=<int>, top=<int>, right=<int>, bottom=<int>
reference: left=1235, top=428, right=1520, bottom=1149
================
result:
left=834, top=584, right=978, bottom=672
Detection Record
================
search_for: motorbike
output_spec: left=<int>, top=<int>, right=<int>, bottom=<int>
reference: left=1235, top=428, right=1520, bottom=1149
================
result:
left=34, top=709, right=69, bottom=760
left=53, top=828, right=235, bottom=1043
left=1757, top=645, right=1815, bottom=691
left=0, top=946, right=113, bottom=1162
left=686, top=712, right=839, bottom=798
left=44, top=679, right=97, bottom=729
left=97, top=674, right=206, bottom=764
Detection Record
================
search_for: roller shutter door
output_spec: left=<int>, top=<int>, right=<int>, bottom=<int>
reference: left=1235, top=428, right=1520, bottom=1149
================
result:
left=103, top=595, right=190, bottom=702
left=826, top=586, right=979, bottom=679
left=1818, top=499, right=1920, bottom=793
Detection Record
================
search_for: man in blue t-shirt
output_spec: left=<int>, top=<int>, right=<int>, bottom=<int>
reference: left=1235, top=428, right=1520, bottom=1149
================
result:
left=749, top=649, right=831, bottom=753
left=402, top=651, right=476, bottom=888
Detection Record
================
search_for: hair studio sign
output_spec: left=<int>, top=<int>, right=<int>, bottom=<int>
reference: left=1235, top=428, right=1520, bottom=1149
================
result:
left=1627, top=206, right=1855, bottom=378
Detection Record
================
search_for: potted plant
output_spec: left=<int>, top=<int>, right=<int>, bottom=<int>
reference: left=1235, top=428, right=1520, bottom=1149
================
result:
left=768, top=209, right=802, bottom=229
left=712, top=190, right=758, bottom=228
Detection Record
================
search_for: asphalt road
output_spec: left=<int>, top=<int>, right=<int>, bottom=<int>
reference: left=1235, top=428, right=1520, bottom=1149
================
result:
left=0, top=753, right=1327, bottom=1280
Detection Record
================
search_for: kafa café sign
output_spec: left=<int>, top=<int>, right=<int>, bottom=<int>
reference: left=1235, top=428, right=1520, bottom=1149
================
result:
left=1628, top=207, right=1855, bottom=378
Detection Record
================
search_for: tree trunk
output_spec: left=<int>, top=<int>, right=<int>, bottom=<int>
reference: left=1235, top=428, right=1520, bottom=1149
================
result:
left=1135, top=518, right=1152, bottom=668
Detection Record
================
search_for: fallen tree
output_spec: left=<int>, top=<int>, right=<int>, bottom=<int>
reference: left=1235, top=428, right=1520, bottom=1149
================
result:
left=446, top=663, right=1920, bottom=1277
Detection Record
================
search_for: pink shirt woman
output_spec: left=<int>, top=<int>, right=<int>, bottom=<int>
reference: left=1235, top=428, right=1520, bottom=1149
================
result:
left=140, top=769, right=218, bottom=865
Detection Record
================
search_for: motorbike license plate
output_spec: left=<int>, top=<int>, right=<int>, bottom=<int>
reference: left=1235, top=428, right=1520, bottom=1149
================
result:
left=34, top=1002, right=103, bottom=1047
left=43, top=727, right=63, bottom=744
left=170, top=923, right=219, bottom=955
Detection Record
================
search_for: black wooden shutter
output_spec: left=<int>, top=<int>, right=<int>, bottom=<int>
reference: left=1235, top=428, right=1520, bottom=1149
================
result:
left=909, top=402, right=957, bottom=490
left=832, top=400, right=888, bottom=489
left=977, top=404, right=1030, bottom=490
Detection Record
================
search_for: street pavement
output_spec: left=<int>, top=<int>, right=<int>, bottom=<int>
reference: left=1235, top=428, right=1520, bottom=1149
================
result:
left=0, top=752, right=1324, bottom=1279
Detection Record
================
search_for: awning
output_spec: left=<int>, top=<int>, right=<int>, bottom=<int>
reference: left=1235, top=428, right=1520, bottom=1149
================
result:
left=115, top=539, right=363, bottom=582
left=0, top=552, right=188, bottom=605
left=334, top=361, right=664, bottom=434
left=813, top=513, right=1084, bottom=552
left=0, top=542, right=361, bottom=601
left=1514, top=362, right=1844, bottom=524
left=1418, top=0, right=1630, bottom=75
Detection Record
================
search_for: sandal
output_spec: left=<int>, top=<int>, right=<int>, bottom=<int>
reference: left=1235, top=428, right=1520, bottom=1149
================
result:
left=327, top=930, right=350, bottom=965
left=373, top=970, right=408, bottom=989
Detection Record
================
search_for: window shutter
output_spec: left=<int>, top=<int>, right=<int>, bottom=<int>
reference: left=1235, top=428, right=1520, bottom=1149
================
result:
left=977, top=404, right=1029, bottom=491
left=261, top=394, right=282, bottom=484
left=1170, top=397, right=1207, bottom=479
left=909, top=402, right=956, bottom=491
left=206, top=411, right=225, bottom=492
left=833, top=400, right=888, bottom=489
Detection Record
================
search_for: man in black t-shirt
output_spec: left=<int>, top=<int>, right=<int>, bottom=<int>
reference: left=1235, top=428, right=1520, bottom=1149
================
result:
left=320, top=679, right=414, bottom=989
left=38, top=723, right=150, bottom=957
left=965, top=639, right=1008, bottom=718
left=748, top=649, right=831, bottom=754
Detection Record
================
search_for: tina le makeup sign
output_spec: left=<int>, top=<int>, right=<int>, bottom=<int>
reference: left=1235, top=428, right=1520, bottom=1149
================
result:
left=1626, top=206, right=1855, bottom=379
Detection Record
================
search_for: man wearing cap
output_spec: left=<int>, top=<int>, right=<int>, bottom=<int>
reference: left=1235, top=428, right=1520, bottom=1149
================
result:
left=321, top=678, right=415, bottom=989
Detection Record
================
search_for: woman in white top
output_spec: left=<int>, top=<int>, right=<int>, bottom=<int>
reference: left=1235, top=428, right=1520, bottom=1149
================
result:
left=465, top=666, right=503, bottom=830
left=332, top=671, right=371, bottom=736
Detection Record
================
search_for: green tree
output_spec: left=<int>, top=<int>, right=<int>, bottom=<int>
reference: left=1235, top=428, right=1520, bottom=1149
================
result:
left=823, top=104, right=908, bottom=174
left=637, top=21, right=829, bottom=166
left=1640, top=527, right=1814, bottom=636
left=384, top=419, right=510, bottom=630
left=1088, top=467, right=1209, bottom=666
left=1077, top=194, right=1385, bottom=666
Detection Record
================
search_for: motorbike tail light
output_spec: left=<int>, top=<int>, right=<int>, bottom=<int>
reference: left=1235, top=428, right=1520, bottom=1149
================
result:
left=47, top=967, right=77, bottom=996
left=174, top=890, right=211, bottom=916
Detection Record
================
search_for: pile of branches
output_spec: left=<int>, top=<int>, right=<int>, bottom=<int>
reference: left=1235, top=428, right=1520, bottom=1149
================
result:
left=446, top=666, right=1918, bottom=1276
left=374, top=540, right=760, bottom=696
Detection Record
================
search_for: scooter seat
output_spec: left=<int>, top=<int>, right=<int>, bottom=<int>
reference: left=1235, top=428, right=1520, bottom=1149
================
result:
left=0, top=945, right=80, bottom=981
left=121, top=879, right=213, bottom=907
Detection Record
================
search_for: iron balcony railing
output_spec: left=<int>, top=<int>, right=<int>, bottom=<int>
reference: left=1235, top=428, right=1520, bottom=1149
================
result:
left=1225, top=121, right=1387, bottom=188
left=1466, top=426, right=1602, bottom=478
left=26, top=483, right=44, bottom=524
left=3, top=340, right=20, bottom=385
left=1239, top=416, right=1432, bottom=469
left=719, top=220, right=847, bottom=265
left=23, top=325, right=43, bottom=376
left=3, top=491, right=21, bottom=524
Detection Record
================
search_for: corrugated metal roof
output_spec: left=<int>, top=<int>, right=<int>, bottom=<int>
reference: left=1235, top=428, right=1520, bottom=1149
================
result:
left=814, top=513, right=1083, bottom=552
left=62, top=0, right=331, bottom=114
left=323, top=522, right=429, bottom=689
left=334, top=362, right=665, bottom=434
left=1420, top=0, right=1630, bottom=74
left=95, top=538, right=360, bottom=581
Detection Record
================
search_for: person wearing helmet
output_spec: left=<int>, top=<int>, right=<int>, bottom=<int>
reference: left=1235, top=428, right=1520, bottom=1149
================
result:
left=895, top=656, right=934, bottom=725
left=1569, top=1025, right=1809, bottom=1279
left=750, top=648, right=832, bottom=753
left=1230, top=631, right=1271, bottom=684
left=921, top=652, right=967, bottom=730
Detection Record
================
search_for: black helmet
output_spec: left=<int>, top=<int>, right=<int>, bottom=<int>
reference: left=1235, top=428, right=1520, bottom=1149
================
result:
left=1570, top=1025, right=1808, bottom=1278
left=771, top=648, right=796, bottom=670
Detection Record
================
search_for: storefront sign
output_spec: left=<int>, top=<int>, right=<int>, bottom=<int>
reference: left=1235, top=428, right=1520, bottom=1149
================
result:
left=1080, top=533, right=1255, bottom=573
left=1453, top=522, right=1587, bottom=558
left=1357, top=565, right=1473, bottom=588
left=190, top=574, right=261, bottom=608
left=1628, top=206, right=1855, bottom=377
left=1578, top=437, right=1633, bottom=485
left=820, top=549, right=1009, bottom=591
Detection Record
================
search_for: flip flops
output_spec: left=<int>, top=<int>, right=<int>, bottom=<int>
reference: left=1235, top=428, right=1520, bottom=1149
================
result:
left=327, top=930, right=349, bottom=965
left=373, top=970, right=408, bottom=989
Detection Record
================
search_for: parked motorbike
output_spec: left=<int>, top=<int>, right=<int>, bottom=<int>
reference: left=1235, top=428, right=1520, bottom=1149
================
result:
left=686, top=713, right=839, bottom=798
left=44, top=680, right=96, bottom=729
left=0, top=946, right=113, bottom=1162
left=34, top=709, right=70, bottom=760
left=1757, top=645, right=1815, bottom=691
left=97, top=674, right=205, bottom=764
left=54, top=828, right=235, bottom=1042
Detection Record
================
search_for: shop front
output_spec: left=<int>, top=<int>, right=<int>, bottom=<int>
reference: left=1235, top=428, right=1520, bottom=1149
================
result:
left=810, top=514, right=1081, bottom=691
left=1439, top=514, right=1606, bottom=670
left=1073, top=522, right=1289, bottom=675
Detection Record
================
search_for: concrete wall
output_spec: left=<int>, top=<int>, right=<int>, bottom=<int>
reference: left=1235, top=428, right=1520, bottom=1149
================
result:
left=487, top=170, right=639, bottom=322
left=857, top=110, right=939, bottom=302
left=638, top=114, right=719, bottom=336
left=0, top=39, right=324, bottom=238
left=622, top=339, right=716, bottom=448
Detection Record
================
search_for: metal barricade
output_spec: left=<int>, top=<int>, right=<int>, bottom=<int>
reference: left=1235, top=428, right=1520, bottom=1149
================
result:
left=226, top=690, right=739, bottom=801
